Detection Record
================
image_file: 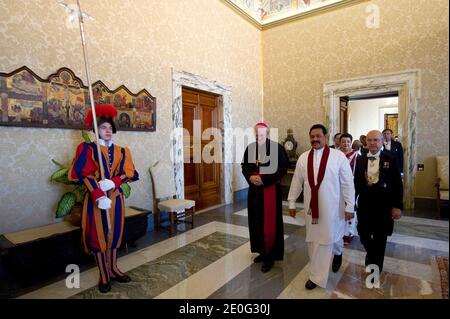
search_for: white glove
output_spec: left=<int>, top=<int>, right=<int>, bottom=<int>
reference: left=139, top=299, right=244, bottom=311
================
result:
left=97, top=196, right=112, bottom=210
left=99, top=179, right=115, bottom=192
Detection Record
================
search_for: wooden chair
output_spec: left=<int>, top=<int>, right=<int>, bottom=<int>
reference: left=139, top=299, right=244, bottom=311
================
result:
left=435, top=155, right=449, bottom=219
left=149, top=160, right=195, bottom=236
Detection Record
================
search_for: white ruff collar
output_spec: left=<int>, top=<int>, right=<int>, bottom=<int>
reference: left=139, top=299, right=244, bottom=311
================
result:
left=99, top=139, right=113, bottom=147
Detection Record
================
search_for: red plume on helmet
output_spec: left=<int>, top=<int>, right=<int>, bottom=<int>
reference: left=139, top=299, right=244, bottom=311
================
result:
left=85, top=104, right=118, bottom=130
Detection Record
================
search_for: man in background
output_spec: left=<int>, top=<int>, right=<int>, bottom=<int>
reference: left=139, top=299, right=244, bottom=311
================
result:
left=382, top=128, right=404, bottom=175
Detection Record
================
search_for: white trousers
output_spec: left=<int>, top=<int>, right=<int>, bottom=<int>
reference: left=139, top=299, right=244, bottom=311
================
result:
left=307, top=239, right=343, bottom=288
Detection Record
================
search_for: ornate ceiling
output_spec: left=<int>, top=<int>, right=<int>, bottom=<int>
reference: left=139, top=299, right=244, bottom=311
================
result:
left=220, top=0, right=367, bottom=29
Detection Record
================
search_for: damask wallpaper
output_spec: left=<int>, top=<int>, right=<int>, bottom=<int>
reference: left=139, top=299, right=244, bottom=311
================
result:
left=262, top=0, right=449, bottom=200
left=0, top=0, right=448, bottom=234
left=0, top=0, right=263, bottom=234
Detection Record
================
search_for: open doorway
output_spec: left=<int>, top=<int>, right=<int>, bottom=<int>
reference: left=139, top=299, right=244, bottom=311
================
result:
left=323, top=70, right=421, bottom=209
left=345, top=92, right=399, bottom=141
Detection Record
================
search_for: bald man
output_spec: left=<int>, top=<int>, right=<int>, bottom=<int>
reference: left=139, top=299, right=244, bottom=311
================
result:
left=354, top=130, right=403, bottom=273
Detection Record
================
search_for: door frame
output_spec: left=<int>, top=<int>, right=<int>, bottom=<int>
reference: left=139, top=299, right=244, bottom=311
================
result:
left=323, top=70, right=421, bottom=209
left=172, top=69, right=233, bottom=205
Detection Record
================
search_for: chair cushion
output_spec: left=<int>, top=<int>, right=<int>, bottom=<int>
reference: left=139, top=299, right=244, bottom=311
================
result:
left=158, top=199, right=195, bottom=212
left=440, top=190, right=449, bottom=201
left=149, top=160, right=177, bottom=199
left=437, top=155, right=449, bottom=190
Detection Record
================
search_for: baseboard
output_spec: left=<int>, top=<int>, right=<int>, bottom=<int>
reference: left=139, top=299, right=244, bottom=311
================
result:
left=234, top=188, right=248, bottom=202
left=414, top=197, right=437, bottom=210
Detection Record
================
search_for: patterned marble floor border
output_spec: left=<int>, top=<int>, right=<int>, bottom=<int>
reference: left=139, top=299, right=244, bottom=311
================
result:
left=400, top=216, right=449, bottom=227
left=15, top=205, right=448, bottom=299
left=17, top=222, right=250, bottom=299
left=234, top=209, right=306, bottom=226
left=277, top=247, right=436, bottom=299
left=235, top=206, right=448, bottom=252
left=388, top=233, right=448, bottom=253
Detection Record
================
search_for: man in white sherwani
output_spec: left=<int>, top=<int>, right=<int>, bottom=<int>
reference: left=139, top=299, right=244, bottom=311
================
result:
left=288, top=124, right=355, bottom=290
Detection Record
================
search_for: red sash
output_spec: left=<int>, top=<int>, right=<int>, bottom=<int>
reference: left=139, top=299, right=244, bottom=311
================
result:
left=252, top=171, right=277, bottom=254
left=345, top=150, right=357, bottom=174
left=307, top=146, right=330, bottom=222
left=263, top=183, right=276, bottom=254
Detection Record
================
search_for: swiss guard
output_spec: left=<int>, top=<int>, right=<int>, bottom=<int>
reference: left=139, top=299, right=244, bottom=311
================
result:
left=68, top=104, right=139, bottom=293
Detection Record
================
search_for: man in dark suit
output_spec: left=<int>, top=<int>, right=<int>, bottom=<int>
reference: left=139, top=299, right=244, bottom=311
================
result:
left=354, top=130, right=403, bottom=273
left=359, top=135, right=369, bottom=155
left=330, top=132, right=342, bottom=149
left=382, top=128, right=404, bottom=174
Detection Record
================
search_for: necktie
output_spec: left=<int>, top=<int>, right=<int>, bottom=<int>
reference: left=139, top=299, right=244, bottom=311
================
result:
left=368, top=156, right=376, bottom=161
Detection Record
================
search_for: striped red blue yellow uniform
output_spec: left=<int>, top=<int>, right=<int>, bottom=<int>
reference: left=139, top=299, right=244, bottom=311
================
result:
left=68, top=142, right=139, bottom=284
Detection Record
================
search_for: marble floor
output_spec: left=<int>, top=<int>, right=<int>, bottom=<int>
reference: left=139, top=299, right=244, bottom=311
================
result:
left=1, top=200, right=448, bottom=299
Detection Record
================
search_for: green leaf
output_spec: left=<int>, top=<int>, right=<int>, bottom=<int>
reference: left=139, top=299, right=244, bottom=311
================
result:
left=74, top=185, right=87, bottom=202
left=56, top=192, right=76, bottom=218
left=82, top=130, right=91, bottom=143
left=50, top=167, right=69, bottom=182
left=51, top=159, right=65, bottom=168
left=121, top=183, right=131, bottom=198
left=54, top=174, right=73, bottom=185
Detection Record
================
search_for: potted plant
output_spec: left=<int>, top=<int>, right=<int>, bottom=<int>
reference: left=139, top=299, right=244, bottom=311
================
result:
left=50, top=131, right=131, bottom=226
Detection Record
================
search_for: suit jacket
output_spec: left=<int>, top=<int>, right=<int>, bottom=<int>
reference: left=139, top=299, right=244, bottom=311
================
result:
left=386, top=140, right=404, bottom=173
left=354, top=150, right=403, bottom=235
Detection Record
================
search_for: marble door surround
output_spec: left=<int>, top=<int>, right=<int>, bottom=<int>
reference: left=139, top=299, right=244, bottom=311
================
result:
left=323, top=70, right=421, bottom=209
left=171, top=69, right=233, bottom=205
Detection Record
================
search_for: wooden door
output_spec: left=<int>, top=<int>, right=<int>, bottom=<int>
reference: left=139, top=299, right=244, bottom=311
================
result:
left=339, top=96, right=349, bottom=133
left=182, top=88, right=221, bottom=210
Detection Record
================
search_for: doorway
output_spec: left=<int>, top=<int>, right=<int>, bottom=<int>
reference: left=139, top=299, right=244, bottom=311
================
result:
left=323, top=70, right=421, bottom=209
left=182, top=87, right=222, bottom=210
left=345, top=92, right=399, bottom=140
left=171, top=69, right=233, bottom=207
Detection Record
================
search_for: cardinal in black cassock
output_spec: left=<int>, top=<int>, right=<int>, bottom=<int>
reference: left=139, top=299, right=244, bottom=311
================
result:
left=241, top=122, right=289, bottom=273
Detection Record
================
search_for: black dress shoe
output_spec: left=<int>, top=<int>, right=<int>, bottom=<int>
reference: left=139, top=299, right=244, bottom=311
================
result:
left=332, top=254, right=342, bottom=273
left=253, top=254, right=264, bottom=263
left=98, top=281, right=111, bottom=293
left=111, top=274, right=131, bottom=283
left=261, top=260, right=274, bottom=273
left=305, top=279, right=317, bottom=290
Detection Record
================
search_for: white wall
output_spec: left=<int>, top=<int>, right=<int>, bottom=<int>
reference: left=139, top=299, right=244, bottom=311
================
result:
left=348, top=97, right=398, bottom=139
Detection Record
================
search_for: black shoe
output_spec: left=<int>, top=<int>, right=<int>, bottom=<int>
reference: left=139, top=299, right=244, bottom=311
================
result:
left=261, top=260, right=274, bottom=273
left=332, top=254, right=342, bottom=273
left=253, top=254, right=264, bottom=263
left=111, top=274, right=132, bottom=283
left=305, top=279, right=317, bottom=290
left=98, top=281, right=111, bottom=293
